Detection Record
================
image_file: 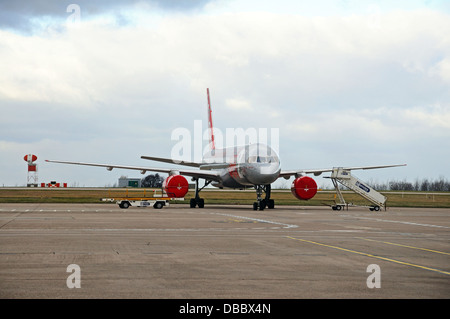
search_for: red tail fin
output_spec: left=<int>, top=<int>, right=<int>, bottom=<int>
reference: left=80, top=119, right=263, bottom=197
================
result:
left=207, top=88, right=215, bottom=151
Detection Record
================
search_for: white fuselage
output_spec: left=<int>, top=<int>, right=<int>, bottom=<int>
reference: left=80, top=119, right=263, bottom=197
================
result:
left=201, top=143, right=281, bottom=188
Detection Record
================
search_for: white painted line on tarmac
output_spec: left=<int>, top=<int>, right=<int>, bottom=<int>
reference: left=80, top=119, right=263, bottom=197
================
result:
left=212, top=213, right=299, bottom=229
left=343, top=215, right=450, bottom=229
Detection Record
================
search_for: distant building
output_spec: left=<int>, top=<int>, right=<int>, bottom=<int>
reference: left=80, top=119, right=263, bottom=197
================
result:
left=118, top=176, right=141, bottom=188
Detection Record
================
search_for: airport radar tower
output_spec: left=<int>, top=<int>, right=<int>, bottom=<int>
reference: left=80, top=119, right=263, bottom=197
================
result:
left=24, top=154, right=38, bottom=187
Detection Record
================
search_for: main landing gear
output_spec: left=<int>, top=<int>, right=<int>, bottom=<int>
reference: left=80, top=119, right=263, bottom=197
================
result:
left=189, top=178, right=211, bottom=208
left=253, top=184, right=275, bottom=211
left=188, top=179, right=275, bottom=211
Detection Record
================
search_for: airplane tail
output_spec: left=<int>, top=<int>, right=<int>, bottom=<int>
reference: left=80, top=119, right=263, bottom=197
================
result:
left=207, top=88, right=215, bottom=151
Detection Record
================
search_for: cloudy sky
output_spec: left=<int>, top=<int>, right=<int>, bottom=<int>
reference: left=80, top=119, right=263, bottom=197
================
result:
left=1, top=0, right=449, bottom=188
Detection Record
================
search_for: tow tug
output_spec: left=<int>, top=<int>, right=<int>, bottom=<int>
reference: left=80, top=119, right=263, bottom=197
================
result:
left=101, top=188, right=182, bottom=209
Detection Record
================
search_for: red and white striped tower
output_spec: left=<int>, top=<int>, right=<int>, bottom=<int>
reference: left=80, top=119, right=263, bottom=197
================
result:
left=24, top=154, right=38, bottom=187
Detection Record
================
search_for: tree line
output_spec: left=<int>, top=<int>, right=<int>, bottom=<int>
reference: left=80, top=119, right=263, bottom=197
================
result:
left=141, top=173, right=165, bottom=188
left=367, top=177, right=450, bottom=192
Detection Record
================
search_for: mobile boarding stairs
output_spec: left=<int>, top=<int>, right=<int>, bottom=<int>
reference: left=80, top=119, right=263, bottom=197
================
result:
left=326, top=167, right=387, bottom=211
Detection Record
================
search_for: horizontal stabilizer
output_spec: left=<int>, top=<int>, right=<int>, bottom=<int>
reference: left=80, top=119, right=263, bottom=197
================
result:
left=140, top=156, right=202, bottom=167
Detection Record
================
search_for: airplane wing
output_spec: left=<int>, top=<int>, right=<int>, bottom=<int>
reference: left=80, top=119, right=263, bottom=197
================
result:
left=45, top=159, right=222, bottom=181
left=279, top=164, right=407, bottom=179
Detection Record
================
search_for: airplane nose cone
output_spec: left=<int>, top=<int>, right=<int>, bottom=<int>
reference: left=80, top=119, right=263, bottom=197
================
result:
left=245, top=163, right=280, bottom=185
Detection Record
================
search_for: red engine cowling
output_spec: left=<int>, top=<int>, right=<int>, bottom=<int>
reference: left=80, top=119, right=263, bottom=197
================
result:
left=163, top=175, right=189, bottom=198
left=291, top=176, right=318, bottom=200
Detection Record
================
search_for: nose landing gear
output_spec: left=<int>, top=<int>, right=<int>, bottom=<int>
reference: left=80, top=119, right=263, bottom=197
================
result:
left=253, top=184, right=275, bottom=211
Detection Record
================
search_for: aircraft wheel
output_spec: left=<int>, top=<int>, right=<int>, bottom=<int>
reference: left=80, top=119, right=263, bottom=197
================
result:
left=198, top=198, right=204, bottom=208
left=268, top=199, right=275, bottom=209
left=190, top=198, right=196, bottom=208
left=153, top=202, right=163, bottom=209
left=253, top=202, right=258, bottom=210
left=260, top=199, right=266, bottom=210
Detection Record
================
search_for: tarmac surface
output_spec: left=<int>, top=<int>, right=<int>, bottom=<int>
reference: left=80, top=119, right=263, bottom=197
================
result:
left=0, top=203, right=449, bottom=299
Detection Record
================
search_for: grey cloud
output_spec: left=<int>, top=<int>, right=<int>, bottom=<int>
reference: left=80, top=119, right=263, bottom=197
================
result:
left=0, top=0, right=213, bottom=32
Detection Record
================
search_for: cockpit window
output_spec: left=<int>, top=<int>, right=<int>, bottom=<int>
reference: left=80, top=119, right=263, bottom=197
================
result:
left=248, top=155, right=279, bottom=163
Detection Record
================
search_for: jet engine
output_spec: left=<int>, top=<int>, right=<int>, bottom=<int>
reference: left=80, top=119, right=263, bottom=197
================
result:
left=163, top=175, right=189, bottom=198
left=291, top=176, right=318, bottom=200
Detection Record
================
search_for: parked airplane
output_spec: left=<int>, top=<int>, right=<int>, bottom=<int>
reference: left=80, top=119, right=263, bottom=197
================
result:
left=47, top=89, right=406, bottom=210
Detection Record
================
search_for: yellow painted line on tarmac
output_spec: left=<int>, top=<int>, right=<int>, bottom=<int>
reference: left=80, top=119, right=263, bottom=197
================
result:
left=357, top=237, right=450, bottom=256
left=286, top=236, right=450, bottom=276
